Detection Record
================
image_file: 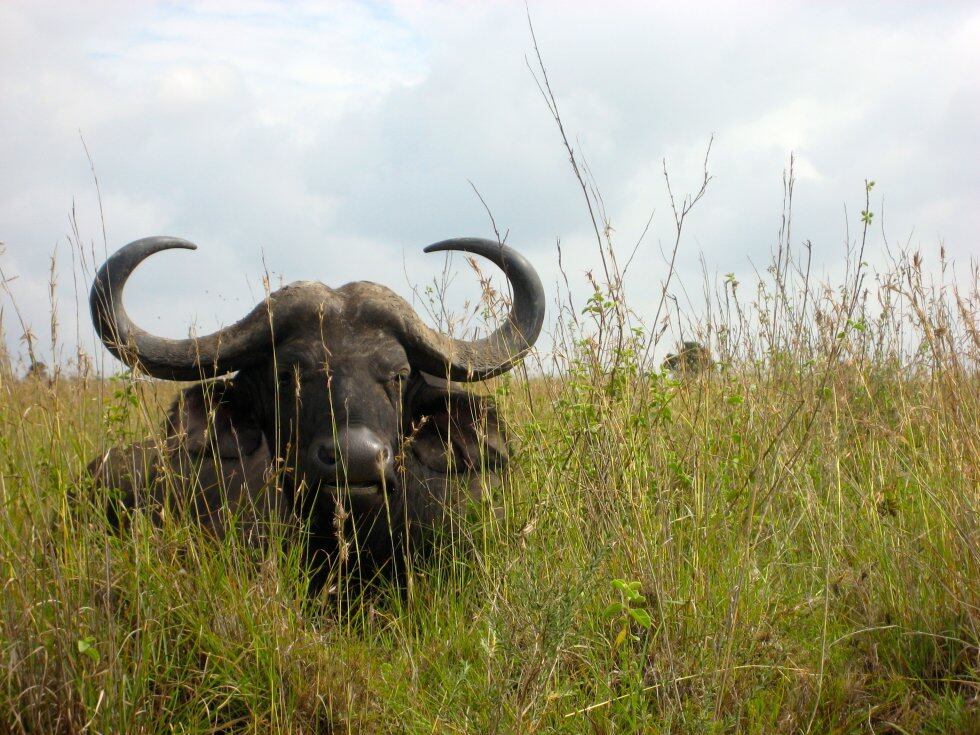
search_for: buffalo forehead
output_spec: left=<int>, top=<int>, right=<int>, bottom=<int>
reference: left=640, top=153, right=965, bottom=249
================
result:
left=265, top=281, right=408, bottom=367
left=335, top=281, right=417, bottom=323
left=289, top=312, right=404, bottom=358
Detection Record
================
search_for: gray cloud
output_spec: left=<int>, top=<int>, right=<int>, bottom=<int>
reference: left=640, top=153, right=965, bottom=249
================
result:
left=2, top=0, right=977, bottom=370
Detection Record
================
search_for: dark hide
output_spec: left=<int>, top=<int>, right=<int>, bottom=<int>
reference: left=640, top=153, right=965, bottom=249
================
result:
left=89, top=372, right=507, bottom=582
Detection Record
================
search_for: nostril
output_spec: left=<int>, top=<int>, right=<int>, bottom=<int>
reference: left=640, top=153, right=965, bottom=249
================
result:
left=312, top=428, right=393, bottom=485
left=316, top=442, right=337, bottom=467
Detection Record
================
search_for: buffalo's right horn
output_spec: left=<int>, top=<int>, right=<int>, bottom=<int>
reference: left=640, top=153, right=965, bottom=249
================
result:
left=90, top=237, right=307, bottom=380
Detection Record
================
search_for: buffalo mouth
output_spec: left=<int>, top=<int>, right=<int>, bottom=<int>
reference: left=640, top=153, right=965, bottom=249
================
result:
left=315, top=480, right=394, bottom=500
left=295, top=464, right=399, bottom=499
left=335, top=483, right=383, bottom=496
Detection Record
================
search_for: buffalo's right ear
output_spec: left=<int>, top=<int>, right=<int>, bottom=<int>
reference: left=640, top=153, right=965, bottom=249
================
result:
left=166, top=380, right=263, bottom=459
left=404, top=372, right=508, bottom=473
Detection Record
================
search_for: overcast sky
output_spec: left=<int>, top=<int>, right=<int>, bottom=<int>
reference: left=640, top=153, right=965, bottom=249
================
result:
left=2, top=0, right=977, bottom=371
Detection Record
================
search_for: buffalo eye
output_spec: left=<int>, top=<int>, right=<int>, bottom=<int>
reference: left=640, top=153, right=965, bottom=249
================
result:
left=277, top=365, right=300, bottom=388
left=384, top=368, right=410, bottom=391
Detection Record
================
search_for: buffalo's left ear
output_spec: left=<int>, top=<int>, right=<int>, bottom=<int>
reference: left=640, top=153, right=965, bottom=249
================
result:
left=404, top=372, right=508, bottom=473
left=166, top=380, right=264, bottom=459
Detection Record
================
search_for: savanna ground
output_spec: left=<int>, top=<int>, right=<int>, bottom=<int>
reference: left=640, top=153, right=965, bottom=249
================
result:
left=1, top=47, right=979, bottom=734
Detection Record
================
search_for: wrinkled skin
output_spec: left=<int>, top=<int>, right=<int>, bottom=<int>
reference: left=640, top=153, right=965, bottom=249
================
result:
left=89, top=293, right=509, bottom=586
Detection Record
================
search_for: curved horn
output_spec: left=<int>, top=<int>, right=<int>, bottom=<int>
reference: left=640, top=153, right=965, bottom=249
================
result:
left=90, top=236, right=285, bottom=380
left=394, top=238, right=545, bottom=381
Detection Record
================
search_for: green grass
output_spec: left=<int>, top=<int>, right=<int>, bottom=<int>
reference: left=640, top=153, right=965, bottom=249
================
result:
left=2, top=143, right=978, bottom=731
left=1, top=241, right=978, bottom=733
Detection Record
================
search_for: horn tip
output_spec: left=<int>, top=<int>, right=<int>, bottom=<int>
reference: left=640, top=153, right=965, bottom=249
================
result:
left=144, top=236, right=197, bottom=252
left=424, top=238, right=504, bottom=255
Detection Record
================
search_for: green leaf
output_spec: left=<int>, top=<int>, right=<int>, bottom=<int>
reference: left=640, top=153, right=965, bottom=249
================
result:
left=77, top=636, right=100, bottom=664
left=629, top=608, right=653, bottom=629
left=603, top=602, right=626, bottom=619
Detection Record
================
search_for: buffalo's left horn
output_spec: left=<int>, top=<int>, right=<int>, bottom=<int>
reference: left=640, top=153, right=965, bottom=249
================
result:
left=390, top=238, right=546, bottom=381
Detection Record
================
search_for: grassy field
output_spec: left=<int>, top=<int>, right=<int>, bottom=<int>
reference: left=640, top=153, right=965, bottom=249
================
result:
left=1, top=213, right=978, bottom=734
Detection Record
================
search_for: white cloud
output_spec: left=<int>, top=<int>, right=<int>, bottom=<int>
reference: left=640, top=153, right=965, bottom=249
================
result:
left=1, top=0, right=977, bottom=370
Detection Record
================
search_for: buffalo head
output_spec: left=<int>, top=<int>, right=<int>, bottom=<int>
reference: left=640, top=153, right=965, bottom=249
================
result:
left=89, top=236, right=544, bottom=579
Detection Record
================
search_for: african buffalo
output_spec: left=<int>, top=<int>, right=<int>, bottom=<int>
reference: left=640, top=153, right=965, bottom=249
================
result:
left=87, top=236, right=544, bottom=586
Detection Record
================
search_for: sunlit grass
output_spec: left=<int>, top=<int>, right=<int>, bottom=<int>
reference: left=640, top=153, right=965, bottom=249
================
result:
left=1, top=224, right=977, bottom=732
